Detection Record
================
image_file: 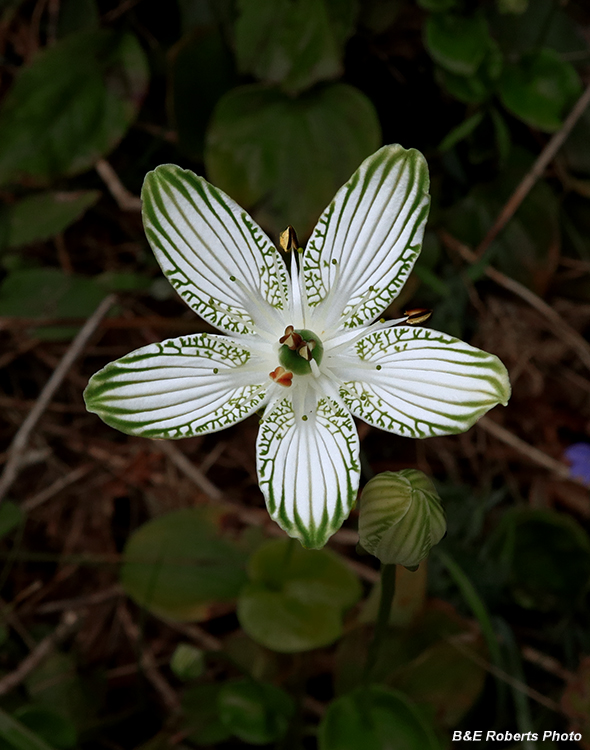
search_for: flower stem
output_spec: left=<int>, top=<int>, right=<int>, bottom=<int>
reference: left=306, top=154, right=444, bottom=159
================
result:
left=281, top=536, right=297, bottom=574
left=363, top=563, right=397, bottom=682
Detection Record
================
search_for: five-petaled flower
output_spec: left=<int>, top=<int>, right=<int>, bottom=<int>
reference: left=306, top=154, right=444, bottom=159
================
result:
left=84, top=145, right=510, bottom=548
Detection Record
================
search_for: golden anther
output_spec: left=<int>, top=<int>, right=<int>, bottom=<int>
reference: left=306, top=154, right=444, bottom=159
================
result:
left=269, top=366, right=293, bottom=387
left=404, top=308, right=432, bottom=325
left=279, top=225, right=299, bottom=253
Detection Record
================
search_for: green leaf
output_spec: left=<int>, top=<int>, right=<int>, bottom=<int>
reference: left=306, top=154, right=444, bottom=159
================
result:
left=170, top=643, right=205, bottom=682
left=438, top=110, right=485, bottom=152
left=120, top=508, right=247, bottom=622
left=0, top=500, right=24, bottom=539
left=7, top=190, right=100, bottom=248
left=318, top=685, right=442, bottom=750
left=436, top=37, right=503, bottom=105
left=0, top=267, right=109, bottom=340
left=0, top=29, right=148, bottom=186
left=490, top=509, right=590, bottom=612
left=418, top=0, right=456, bottom=9
left=218, top=678, right=295, bottom=744
left=336, top=604, right=487, bottom=725
left=436, top=550, right=504, bottom=672
left=496, top=0, right=528, bottom=12
left=237, top=538, right=361, bottom=652
left=181, top=684, right=232, bottom=746
left=57, top=0, right=99, bottom=36
left=13, top=707, right=76, bottom=750
left=205, top=82, right=381, bottom=238
left=234, top=0, right=358, bottom=94
left=169, top=28, right=236, bottom=161
left=490, top=106, right=511, bottom=164
left=425, top=13, right=491, bottom=77
left=499, top=49, right=582, bottom=132
left=490, top=0, right=586, bottom=57
left=0, top=707, right=57, bottom=750
left=24, top=652, right=101, bottom=728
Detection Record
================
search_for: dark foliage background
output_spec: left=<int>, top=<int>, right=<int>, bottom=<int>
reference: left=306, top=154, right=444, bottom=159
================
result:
left=0, top=0, right=590, bottom=748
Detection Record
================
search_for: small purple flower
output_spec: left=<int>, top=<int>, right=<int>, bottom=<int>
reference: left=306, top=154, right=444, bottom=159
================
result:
left=564, top=443, right=590, bottom=486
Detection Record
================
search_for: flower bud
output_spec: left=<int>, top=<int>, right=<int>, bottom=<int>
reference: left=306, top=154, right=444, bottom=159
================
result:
left=358, top=470, right=446, bottom=568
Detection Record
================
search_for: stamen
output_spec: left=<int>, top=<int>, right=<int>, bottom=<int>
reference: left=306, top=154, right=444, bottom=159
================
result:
left=279, top=225, right=299, bottom=253
left=279, top=325, right=303, bottom=350
left=269, top=366, right=293, bottom=387
left=402, top=308, right=432, bottom=325
left=297, top=339, right=316, bottom=361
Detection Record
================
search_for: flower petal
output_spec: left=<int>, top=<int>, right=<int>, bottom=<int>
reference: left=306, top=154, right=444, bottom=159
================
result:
left=303, top=144, right=430, bottom=331
left=84, top=334, right=268, bottom=438
left=336, top=326, right=510, bottom=438
left=256, top=396, right=360, bottom=549
left=142, top=165, right=289, bottom=336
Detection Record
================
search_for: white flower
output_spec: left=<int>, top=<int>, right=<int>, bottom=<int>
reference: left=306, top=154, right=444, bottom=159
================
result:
left=84, top=145, right=510, bottom=548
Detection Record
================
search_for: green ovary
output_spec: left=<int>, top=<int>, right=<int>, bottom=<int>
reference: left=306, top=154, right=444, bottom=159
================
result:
left=278, top=329, right=324, bottom=375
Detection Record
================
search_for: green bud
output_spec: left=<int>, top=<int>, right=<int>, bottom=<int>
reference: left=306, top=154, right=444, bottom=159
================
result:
left=170, top=643, right=205, bottom=681
left=497, top=0, right=528, bottom=13
left=358, top=470, right=446, bottom=568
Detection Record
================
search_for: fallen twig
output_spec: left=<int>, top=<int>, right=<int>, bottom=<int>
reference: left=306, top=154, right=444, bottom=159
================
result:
left=448, top=635, right=563, bottom=714
left=478, top=417, right=576, bottom=483
left=35, top=585, right=124, bottom=615
left=522, top=645, right=574, bottom=682
left=118, top=604, right=180, bottom=713
left=0, top=295, right=116, bottom=504
left=441, top=230, right=590, bottom=374
left=0, top=610, right=80, bottom=697
left=22, top=464, right=95, bottom=513
left=95, top=159, right=142, bottom=212
left=475, top=81, right=590, bottom=259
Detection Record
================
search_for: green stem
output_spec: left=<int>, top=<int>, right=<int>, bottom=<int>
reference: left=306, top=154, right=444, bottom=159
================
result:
left=281, top=536, right=297, bottom=574
left=363, top=563, right=397, bottom=682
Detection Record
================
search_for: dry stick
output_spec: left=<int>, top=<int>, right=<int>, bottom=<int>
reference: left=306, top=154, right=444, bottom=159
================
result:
left=475, top=81, right=590, bottom=259
left=95, top=159, right=142, bottom=212
left=440, top=230, right=590, bottom=374
left=160, top=442, right=377, bottom=579
left=22, top=463, right=95, bottom=513
left=0, top=610, right=79, bottom=697
left=118, top=605, right=181, bottom=713
left=478, top=417, right=577, bottom=484
left=0, top=315, right=210, bottom=333
left=448, top=636, right=563, bottom=715
left=159, top=441, right=224, bottom=503
left=0, top=294, right=117, bottom=504
left=521, top=645, right=574, bottom=682
left=35, top=584, right=124, bottom=615
left=163, top=619, right=223, bottom=652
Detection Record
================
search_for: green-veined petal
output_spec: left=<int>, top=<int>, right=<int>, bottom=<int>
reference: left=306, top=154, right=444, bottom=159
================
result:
left=84, top=334, right=269, bottom=439
left=336, top=326, right=510, bottom=438
left=303, top=144, right=430, bottom=331
left=142, top=165, right=290, bottom=336
left=256, top=395, right=360, bottom=549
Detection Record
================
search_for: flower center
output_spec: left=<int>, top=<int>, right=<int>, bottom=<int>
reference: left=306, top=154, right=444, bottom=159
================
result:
left=278, top=326, right=324, bottom=376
